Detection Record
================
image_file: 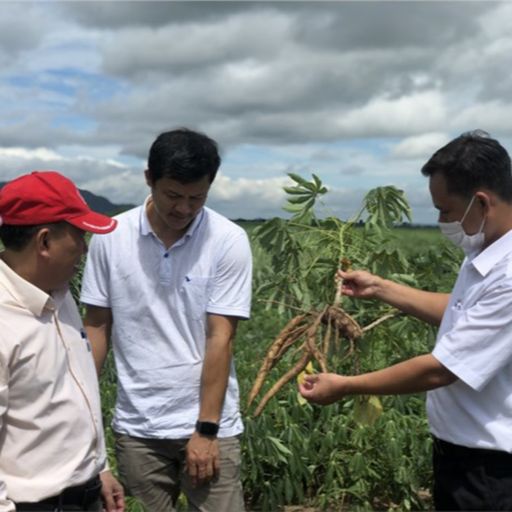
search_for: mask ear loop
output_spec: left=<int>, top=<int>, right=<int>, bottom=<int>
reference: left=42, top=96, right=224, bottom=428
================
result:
left=476, top=213, right=486, bottom=234
left=459, top=195, right=477, bottom=225
left=473, top=194, right=487, bottom=234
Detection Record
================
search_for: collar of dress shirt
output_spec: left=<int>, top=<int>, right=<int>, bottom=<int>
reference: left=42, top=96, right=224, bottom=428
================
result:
left=470, top=228, right=512, bottom=277
left=0, top=257, right=67, bottom=317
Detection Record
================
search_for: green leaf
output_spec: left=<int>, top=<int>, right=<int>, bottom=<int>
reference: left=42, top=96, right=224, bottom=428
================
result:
left=363, top=186, right=412, bottom=228
left=282, top=202, right=306, bottom=213
left=267, top=436, right=292, bottom=456
left=283, top=186, right=309, bottom=195
left=353, top=395, right=383, bottom=426
left=286, top=194, right=312, bottom=204
left=287, top=172, right=311, bottom=187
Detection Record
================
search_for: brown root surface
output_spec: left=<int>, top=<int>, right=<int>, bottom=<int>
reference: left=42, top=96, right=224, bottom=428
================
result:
left=248, top=305, right=365, bottom=416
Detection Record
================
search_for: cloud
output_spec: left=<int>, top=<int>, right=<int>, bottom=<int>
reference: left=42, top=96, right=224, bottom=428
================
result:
left=101, top=9, right=291, bottom=78
left=0, top=146, right=136, bottom=201
left=452, top=102, right=512, bottom=136
left=208, top=173, right=289, bottom=219
left=59, top=1, right=497, bottom=154
left=390, top=133, right=450, bottom=160
left=1, top=1, right=511, bottom=225
left=0, top=147, right=63, bottom=162
left=0, top=4, right=51, bottom=66
left=335, top=91, right=447, bottom=137
left=2, top=2, right=508, bottom=152
left=62, top=1, right=252, bottom=29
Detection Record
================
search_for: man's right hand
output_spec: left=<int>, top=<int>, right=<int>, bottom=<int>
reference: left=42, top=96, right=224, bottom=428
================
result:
left=338, top=269, right=449, bottom=326
left=337, top=269, right=384, bottom=299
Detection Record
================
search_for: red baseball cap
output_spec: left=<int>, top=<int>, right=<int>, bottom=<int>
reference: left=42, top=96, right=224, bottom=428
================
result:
left=0, top=171, right=117, bottom=234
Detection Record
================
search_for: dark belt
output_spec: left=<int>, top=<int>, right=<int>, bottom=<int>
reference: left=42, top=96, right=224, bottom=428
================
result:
left=15, top=474, right=102, bottom=511
left=433, top=436, right=512, bottom=463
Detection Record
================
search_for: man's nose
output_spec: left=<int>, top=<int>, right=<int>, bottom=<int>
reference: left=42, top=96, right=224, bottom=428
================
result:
left=174, top=200, right=193, bottom=215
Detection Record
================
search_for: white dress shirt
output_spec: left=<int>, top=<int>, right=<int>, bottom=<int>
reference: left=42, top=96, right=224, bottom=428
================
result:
left=0, top=258, right=107, bottom=511
left=428, top=229, right=512, bottom=452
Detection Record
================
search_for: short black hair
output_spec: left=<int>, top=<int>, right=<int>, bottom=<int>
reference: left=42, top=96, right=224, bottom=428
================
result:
left=147, top=128, right=221, bottom=184
left=421, top=129, right=512, bottom=201
left=0, top=223, right=66, bottom=251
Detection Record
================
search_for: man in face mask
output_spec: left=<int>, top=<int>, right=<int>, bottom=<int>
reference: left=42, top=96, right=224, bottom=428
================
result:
left=437, top=194, right=486, bottom=254
left=298, top=130, right=512, bottom=511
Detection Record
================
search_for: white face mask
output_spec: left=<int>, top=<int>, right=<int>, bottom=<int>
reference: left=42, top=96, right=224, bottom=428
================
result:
left=438, top=195, right=486, bottom=254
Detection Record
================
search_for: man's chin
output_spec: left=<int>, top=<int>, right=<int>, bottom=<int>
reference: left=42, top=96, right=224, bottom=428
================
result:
left=168, top=217, right=193, bottom=229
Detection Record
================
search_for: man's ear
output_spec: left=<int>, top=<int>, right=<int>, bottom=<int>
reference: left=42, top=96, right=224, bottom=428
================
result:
left=475, top=191, right=491, bottom=212
left=35, top=227, right=52, bottom=257
left=144, top=170, right=153, bottom=188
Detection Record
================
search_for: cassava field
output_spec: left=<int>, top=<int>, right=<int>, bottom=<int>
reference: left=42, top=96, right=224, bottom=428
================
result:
left=70, top=175, right=463, bottom=511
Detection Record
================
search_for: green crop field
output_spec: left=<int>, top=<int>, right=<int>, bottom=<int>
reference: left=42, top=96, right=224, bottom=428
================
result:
left=0, top=182, right=461, bottom=510
left=79, top=178, right=464, bottom=512
left=0, top=175, right=458, bottom=511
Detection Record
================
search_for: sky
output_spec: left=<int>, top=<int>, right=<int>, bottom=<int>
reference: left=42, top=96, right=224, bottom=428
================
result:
left=1, top=1, right=512, bottom=224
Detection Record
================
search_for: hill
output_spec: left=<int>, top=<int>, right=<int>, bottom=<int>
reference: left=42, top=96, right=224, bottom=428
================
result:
left=79, top=190, right=134, bottom=215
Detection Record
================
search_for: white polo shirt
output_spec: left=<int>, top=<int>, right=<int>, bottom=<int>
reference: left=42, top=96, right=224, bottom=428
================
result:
left=428, top=229, right=512, bottom=452
left=0, top=259, right=106, bottom=510
left=80, top=203, right=252, bottom=439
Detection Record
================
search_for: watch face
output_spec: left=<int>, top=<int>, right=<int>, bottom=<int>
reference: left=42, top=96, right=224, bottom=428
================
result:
left=196, top=421, right=219, bottom=436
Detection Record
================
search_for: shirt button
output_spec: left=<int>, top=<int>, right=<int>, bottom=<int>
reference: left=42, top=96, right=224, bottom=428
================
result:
left=164, top=253, right=169, bottom=258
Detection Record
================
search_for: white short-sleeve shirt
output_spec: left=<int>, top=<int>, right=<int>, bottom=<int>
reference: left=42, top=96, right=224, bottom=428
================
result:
left=428, top=229, right=512, bottom=452
left=80, top=202, right=252, bottom=439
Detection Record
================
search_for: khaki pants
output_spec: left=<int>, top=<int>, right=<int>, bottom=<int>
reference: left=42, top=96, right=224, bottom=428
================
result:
left=115, top=432, right=245, bottom=512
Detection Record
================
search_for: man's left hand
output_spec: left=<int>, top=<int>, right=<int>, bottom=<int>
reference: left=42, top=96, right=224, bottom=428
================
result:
left=100, top=470, right=125, bottom=512
left=298, top=373, right=347, bottom=405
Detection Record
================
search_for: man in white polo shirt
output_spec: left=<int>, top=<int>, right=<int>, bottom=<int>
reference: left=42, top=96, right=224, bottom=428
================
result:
left=299, top=130, right=512, bottom=510
left=0, top=171, right=124, bottom=511
left=81, top=128, right=252, bottom=511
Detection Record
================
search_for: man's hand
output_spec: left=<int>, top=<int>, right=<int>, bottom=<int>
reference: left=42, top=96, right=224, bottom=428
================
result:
left=298, top=373, right=347, bottom=405
left=100, top=470, right=125, bottom=512
left=337, top=269, right=383, bottom=299
left=186, top=432, right=220, bottom=487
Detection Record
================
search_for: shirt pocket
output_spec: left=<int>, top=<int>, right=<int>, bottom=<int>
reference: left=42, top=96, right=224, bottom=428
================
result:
left=178, top=276, right=211, bottom=320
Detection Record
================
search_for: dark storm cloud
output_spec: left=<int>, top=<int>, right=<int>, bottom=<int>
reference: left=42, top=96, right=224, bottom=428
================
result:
left=290, top=2, right=491, bottom=50
left=61, top=1, right=257, bottom=28
left=0, top=4, right=49, bottom=66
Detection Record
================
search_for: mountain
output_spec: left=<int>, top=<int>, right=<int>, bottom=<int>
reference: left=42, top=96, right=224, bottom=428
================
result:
left=79, top=190, right=134, bottom=215
left=0, top=182, right=134, bottom=215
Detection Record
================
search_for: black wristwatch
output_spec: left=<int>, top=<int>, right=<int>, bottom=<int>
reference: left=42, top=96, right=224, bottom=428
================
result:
left=195, top=420, right=219, bottom=437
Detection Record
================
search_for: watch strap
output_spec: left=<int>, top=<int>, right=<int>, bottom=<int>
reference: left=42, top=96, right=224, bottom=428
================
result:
left=195, top=420, right=219, bottom=437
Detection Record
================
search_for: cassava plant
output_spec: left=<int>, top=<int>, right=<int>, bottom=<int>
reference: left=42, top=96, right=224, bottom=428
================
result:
left=247, top=174, right=412, bottom=419
left=238, top=175, right=463, bottom=510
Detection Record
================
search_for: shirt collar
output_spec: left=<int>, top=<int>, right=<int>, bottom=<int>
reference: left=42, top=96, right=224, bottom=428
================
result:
left=470, top=228, right=512, bottom=276
left=185, top=208, right=205, bottom=239
left=139, top=195, right=205, bottom=241
left=0, top=257, right=57, bottom=317
left=140, top=195, right=153, bottom=237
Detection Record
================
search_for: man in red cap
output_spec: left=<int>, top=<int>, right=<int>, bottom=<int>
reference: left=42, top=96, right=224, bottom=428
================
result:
left=0, top=171, right=124, bottom=511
